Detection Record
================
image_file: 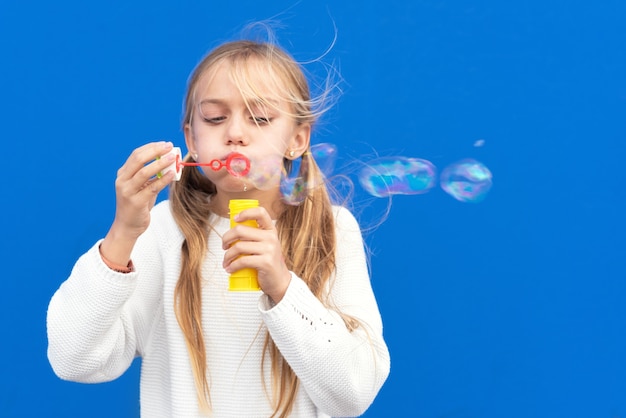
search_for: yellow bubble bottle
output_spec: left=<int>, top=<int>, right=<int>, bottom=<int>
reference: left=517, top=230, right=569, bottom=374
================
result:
left=228, top=199, right=261, bottom=291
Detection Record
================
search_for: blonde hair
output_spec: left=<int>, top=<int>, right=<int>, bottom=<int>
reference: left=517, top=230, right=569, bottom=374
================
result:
left=170, top=37, right=355, bottom=417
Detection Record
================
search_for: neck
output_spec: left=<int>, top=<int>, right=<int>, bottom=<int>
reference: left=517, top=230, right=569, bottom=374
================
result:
left=210, top=190, right=284, bottom=219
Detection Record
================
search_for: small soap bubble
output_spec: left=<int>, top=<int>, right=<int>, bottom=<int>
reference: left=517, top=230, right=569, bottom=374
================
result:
left=310, top=143, right=337, bottom=177
left=280, top=176, right=307, bottom=205
left=280, top=154, right=308, bottom=206
left=358, top=157, right=437, bottom=198
left=279, top=143, right=335, bottom=206
left=440, top=158, right=492, bottom=203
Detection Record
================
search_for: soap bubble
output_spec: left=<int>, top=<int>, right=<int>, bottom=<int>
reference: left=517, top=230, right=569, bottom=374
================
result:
left=279, top=143, right=338, bottom=205
left=229, top=143, right=338, bottom=202
left=245, top=154, right=283, bottom=191
left=358, top=157, right=437, bottom=198
left=279, top=152, right=305, bottom=205
left=310, top=143, right=337, bottom=177
left=440, top=158, right=492, bottom=203
left=234, top=141, right=493, bottom=204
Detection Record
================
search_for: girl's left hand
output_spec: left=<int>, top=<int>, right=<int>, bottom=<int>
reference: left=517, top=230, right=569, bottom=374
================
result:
left=222, top=206, right=291, bottom=303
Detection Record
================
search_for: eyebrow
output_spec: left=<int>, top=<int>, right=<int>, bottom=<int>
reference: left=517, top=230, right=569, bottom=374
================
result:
left=198, top=97, right=280, bottom=107
left=198, top=98, right=226, bottom=106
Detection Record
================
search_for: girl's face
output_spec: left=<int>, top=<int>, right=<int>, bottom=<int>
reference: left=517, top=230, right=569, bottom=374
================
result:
left=184, top=60, right=310, bottom=200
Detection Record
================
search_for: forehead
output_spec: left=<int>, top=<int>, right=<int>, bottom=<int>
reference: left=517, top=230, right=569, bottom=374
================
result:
left=195, top=58, right=289, bottom=104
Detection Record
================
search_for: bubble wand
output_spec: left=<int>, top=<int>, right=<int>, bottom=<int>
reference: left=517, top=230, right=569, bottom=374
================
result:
left=157, top=147, right=251, bottom=180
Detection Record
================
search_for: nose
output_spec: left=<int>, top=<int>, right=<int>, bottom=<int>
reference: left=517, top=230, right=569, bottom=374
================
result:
left=225, top=115, right=248, bottom=146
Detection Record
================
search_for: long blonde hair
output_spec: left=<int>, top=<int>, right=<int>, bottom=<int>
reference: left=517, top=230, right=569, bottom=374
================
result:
left=170, top=37, right=352, bottom=417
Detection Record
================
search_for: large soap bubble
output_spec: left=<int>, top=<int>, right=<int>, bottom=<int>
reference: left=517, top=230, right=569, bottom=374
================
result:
left=358, top=157, right=437, bottom=198
left=440, top=158, right=492, bottom=203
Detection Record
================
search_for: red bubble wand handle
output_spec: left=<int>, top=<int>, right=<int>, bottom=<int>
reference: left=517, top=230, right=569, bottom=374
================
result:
left=179, top=152, right=251, bottom=177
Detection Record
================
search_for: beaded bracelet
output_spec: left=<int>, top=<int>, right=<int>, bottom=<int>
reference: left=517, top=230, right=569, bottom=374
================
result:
left=99, top=245, right=135, bottom=274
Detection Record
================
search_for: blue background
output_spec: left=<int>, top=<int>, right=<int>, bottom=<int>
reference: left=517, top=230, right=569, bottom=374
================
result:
left=2, top=1, right=625, bottom=417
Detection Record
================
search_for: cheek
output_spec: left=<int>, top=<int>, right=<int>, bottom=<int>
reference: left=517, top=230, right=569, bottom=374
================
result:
left=191, top=128, right=212, bottom=144
left=192, top=132, right=222, bottom=157
left=190, top=121, right=221, bottom=142
left=194, top=147, right=220, bottom=164
left=256, top=131, right=292, bottom=155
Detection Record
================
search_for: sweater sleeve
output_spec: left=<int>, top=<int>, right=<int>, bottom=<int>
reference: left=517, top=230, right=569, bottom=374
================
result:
left=47, top=205, right=168, bottom=383
left=47, top=241, right=142, bottom=382
left=259, top=207, right=390, bottom=417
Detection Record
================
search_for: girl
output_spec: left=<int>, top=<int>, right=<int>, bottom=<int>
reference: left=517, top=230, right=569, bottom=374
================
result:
left=47, top=35, right=390, bottom=417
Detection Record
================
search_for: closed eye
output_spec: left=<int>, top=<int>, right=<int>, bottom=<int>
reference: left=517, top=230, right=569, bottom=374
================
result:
left=203, top=116, right=226, bottom=124
left=251, top=116, right=272, bottom=124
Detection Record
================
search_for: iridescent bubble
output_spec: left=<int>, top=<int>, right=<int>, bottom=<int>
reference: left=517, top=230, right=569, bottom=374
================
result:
left=280, top=153, right=308, bottom=206
left=358, top=157, right=437, bottom=198
left=310, top=143, right=337, bottom=177
left=240, top=144, right=334, bottom=203
left=440, top=158, right=492, bottom=203
left=280, top=176, right=307, bottom=205
left=278, top=143, right=337, bottom=205
left=246, top=154, right=283, bottom=191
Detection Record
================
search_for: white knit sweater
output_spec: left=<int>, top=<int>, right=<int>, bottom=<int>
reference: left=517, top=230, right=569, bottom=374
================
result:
left=47, top=201, right=390, bottom=417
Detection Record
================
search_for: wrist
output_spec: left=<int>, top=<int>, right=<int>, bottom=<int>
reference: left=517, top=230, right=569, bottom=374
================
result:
left=267, top=271, right=292, bottom=304
left=101, top=224, right=138, bottom=265
left=99, top=244, right=134, bottom=273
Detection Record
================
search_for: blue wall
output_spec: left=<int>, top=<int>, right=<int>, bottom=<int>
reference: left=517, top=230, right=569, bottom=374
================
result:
left=2, top=1, right=625, bottom=417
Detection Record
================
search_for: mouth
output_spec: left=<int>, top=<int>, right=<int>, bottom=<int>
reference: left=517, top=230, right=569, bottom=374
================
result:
left=223, top=152, right=251, bottom=177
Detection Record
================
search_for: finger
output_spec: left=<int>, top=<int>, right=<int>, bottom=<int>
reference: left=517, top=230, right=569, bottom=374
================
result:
left=224, top=236, right=280, bottom=266
left=116, top=165, right=172, bottom=202
left=224, top=254, right=257, bottom=274
left=225, top=252, right=284, bottom=281
left=234, top=207, right=275, bottom=232
left=118, top=144, right=176, bottom=195
left=138, top=169, right=175, bottom=197
left=117, top=141, right=174, bottom=182
left=255, top=214, right=275, bottom=231
left=224, top=249, right=266, bottom=272
left=221, top=224, right=268, bottom=250
left=224, top=240, right=259, bottom=262
left=137, top=153, right=177, bottom=183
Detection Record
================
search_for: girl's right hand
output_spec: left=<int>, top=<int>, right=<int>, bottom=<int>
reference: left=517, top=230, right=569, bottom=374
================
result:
left=100, top=141, right=176, bottom=265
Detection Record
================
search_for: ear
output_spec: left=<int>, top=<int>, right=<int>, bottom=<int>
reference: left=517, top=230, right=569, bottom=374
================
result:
left=183, top=123, right=196, bottom=157
left=286, top=123, right=311, bottom=159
